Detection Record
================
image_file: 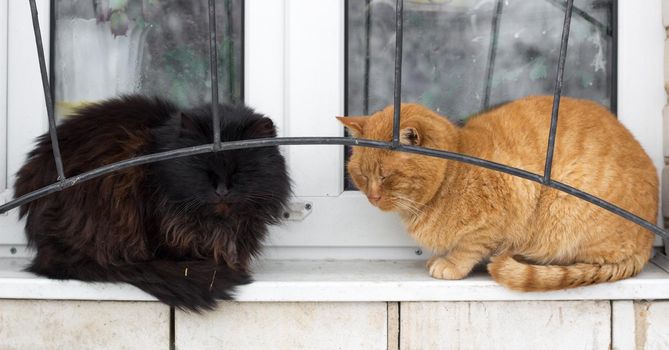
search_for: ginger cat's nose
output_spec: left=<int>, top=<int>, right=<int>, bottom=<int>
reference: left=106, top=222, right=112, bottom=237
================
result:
left=367, top=194, right=381, bottom=204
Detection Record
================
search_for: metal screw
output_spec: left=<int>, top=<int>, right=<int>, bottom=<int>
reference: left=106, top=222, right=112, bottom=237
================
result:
left=283, top=212, right=290, bottom=219
left=10, top=247, right=17, bottom=255
left=305, top=203, right=312, bottom=210
left=414, top=248, right=423, bottom=256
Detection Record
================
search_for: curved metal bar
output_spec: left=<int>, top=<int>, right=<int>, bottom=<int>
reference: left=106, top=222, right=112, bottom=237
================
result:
left=363, top=0, right=372, bottom=115
left=391, top=0, right=404, bottom=148
left=544, top=0, right=574, bottom=184
left=482, top=0, right=504, bottom=110
left=208, top=0, right=221, bottom=150
left=544, top=0, right=611, bottom=36
left=2, top=137, right=668, bottom=241
left=398, top=144, right=669, bottom=240
left=28, top=0, right=65, bottom=181
left=224, top=0, right=235, bottom=102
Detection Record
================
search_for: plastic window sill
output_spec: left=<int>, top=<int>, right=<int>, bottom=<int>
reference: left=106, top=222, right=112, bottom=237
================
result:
left=1, top=254, right=668, bottom=302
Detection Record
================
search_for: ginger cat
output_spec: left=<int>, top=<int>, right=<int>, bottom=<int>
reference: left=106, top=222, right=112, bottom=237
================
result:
left=338, top=96, right=658, bottom=291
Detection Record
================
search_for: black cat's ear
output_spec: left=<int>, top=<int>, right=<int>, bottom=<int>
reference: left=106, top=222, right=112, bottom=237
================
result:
left=179, top=112, right=197, bottom=132
left=399, top=126, right=421, bottom=146
left=247, top=117, right=277, bottom=138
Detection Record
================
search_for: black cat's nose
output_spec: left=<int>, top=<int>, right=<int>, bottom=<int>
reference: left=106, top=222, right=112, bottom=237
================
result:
left=216, top=183, right=229, bottom=197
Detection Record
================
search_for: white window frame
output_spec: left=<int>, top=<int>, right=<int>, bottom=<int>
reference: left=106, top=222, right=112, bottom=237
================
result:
left=0, top=0, right=51, bottom=250
left=0, top=0, right=665, bottom=260
left=0, top=0, right=6, bottom=196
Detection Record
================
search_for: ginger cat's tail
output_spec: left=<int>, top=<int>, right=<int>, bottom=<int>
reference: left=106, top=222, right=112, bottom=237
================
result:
left=487, top=254, right=648, bottom=291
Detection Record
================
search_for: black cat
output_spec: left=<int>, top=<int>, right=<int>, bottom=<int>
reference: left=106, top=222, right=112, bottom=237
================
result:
left=14, top=95, right=291, bottom=311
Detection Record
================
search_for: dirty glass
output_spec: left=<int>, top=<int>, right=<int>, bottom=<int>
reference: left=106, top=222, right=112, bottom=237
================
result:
left=346, top=0, right=614, bottom=120
left=52, top=0, right=243, bottom=119
left=345, top=0, right=614, bottom=189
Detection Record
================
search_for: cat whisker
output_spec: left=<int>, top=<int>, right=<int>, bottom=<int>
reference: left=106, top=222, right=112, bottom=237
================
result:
left=390, top=196, right=425, bottom=217
left=390, top=199, right=413, bottom=215
left=394, top=195, right=426, bottom=208
left=244, top=193, right=283, bottom=201
left=173, top=198, right=201, bottom=217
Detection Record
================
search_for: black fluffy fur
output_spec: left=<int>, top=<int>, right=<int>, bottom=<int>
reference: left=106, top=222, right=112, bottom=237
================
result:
left=14, top=95, right=291, bottom=311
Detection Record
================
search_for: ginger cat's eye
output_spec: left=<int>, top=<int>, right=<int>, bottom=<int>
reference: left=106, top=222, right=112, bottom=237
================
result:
left=355, top=173, right=368, bottom=184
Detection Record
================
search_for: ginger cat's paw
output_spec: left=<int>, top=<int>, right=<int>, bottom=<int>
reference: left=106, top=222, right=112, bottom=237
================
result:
left=427, top=256, right=469, bottom=280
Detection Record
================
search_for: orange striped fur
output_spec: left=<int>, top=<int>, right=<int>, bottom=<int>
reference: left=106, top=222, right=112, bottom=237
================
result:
left=338, top=96, right=658, bottom=291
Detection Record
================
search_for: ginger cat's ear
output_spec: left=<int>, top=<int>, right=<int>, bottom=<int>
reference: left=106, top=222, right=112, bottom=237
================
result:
left=336, top=116, right=368, bottom=138
left=399, top=126, right=421, bottom=146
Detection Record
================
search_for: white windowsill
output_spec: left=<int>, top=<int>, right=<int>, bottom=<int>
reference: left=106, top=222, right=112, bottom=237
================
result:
left=1, top=254, right=669, bottom=302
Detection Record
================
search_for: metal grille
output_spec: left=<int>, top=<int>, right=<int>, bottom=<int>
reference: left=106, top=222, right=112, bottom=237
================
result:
left=2, top=0, right=668, bottom=242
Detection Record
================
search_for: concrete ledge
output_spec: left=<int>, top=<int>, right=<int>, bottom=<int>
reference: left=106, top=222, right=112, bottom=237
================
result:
left=0, top=300, right=169, bottom=349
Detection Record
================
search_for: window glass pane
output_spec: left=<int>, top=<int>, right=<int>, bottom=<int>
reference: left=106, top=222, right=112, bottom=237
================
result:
left=346, top=0, right=614, bottom=119
left=346, top=0, right=614, bottom=188
left=53, top=0, right=243, bottom=118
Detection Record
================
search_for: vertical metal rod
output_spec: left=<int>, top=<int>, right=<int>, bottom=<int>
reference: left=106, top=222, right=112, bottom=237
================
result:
left=610, top=0, right=618, bottom=114
left=482, top=0, right=503, bottom=110
left=543, top=0, right=610, bottom=35
left=29, top=0, right=65, bottom=181
left=224, top=0, right=234, bottom=103
left=542, top=0, right=574, bottom=184
left=208, top=0, right=221, bottom=150
left=363, top=0, right=371, bottom=115
left=391, top=0, right=404, bottom=148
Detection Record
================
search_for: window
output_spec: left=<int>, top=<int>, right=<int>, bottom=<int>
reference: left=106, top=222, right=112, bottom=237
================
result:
left=347, top=0, right=615, bottom=119
left=346, top=0, right=615, bottom=189
left=53, top=0, right=243, bottom=117
left=0, top=0, right=665, bottom=260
